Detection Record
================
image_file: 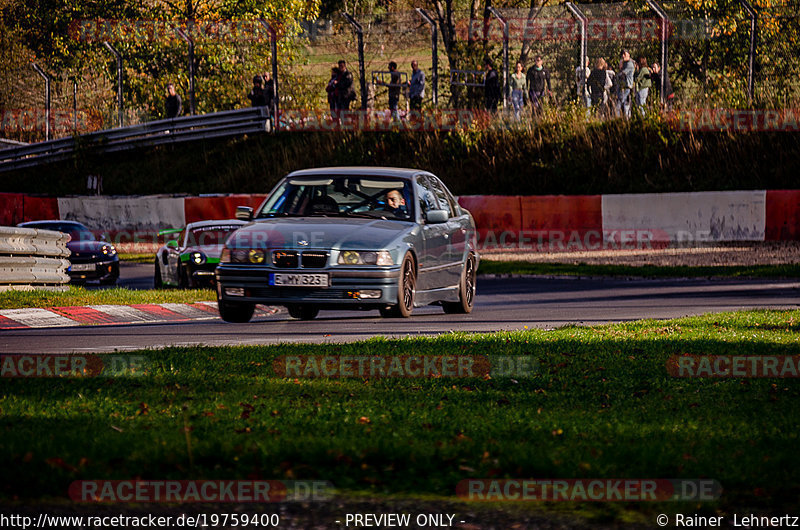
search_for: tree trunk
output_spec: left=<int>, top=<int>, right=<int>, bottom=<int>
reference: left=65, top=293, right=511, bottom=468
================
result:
left=519, top=0, right=548, bottom=67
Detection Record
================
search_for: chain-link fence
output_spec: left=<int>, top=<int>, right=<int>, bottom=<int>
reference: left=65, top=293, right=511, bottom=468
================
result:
left=3, top=1, right=800, bottom=142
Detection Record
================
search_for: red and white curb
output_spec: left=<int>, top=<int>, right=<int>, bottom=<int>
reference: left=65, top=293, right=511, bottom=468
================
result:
left=0, top=302, right=280, bottom=330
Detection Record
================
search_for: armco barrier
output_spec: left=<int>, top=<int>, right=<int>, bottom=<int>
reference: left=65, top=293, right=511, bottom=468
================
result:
left=765, top=190, right=800, bottom=241
left=0, top=226, right=70, bottom=291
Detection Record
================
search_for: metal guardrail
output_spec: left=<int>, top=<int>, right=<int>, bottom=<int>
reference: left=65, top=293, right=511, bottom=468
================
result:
left=0, top=226, right=71, bottom=291
left=0, top=107, right=272, bottom=173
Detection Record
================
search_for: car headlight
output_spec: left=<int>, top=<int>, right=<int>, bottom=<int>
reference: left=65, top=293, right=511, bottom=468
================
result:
left=248, top=249, right=265, bottom=264
left=221, top=248, right=265, bottom=264
left=190, top=251, right=205, bottom=265
left=337, top=250, right=393, bottom=266
left=101, top=244, right=116, bottom=256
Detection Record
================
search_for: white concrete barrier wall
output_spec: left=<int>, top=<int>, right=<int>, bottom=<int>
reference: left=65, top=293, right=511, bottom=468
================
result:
left=602, top=190, right=767, bottom=243
left=57, top=196, right=186, bottom=234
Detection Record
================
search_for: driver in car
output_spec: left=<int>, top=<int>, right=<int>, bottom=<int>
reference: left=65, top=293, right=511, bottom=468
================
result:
left=385, top=189, right=408, bottom=216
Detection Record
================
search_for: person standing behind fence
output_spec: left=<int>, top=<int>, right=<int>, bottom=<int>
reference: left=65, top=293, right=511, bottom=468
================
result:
left=387, top=61, right=401, bottom=118
left=587, top=58, right=607, bottom=114
left=604, top=62, right=616, bottom=118
left=326, top=67, right=340, bottom=112
left=484, top=60, right=501, bottom=112
left=407, top=60, right=425, bottom=111
left=165, top=83, right=182, bottom=118
left=526, top=56, right=551, bottom=113
left=510, top=62, right=526, bottom=119
left=263, top=72, right=275, bottom=112
left=336, top=60, right=356, bottom=111
left=617, top=50, right=635, bottom=118
left=247, top=75, right=267, bottom=108
left=650, top=62, right=674, bottom=111
left=634, top=56, right=651, bottom=115
left=576, top=56, right=591, bottom=108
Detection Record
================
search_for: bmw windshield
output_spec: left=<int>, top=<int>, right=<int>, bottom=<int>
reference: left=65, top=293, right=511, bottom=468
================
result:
left=256, top=176, right=414, bottom=221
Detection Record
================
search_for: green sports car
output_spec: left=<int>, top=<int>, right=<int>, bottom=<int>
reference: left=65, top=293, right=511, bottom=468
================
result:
left=154, top=220, right=247, bottom=288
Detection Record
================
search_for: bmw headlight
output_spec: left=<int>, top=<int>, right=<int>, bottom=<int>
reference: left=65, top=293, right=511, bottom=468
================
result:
left=190, top=251, right=205, bottom=265
left=101, top=244, right=116, bottom=256
left=337, top=250, right=393, bottom=266
left=221, top=248, right=265, bottom=264
left=248, top=249, right=265, bottom=264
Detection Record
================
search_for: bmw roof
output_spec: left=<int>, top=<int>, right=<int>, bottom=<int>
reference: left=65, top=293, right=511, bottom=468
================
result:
left=185, top=219, right=247, bottom=230
left=286, top=167, right=433, bottom=179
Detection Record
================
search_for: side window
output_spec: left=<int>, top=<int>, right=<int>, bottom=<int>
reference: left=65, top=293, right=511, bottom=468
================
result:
left=430, top=177, right=457, bottom=217
left=416, top=177, right=438, bottom=215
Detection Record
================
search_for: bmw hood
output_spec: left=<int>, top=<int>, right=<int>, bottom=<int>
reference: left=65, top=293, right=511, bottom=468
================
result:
left=227, top=217, right=415, bottom=250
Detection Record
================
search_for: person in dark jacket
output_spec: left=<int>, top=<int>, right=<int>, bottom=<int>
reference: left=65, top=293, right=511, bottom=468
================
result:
left=336, top=60, right=356, bottom=111
left=262, top=72, right=275, bottom=111
left=247, top=75, right=267, bottom=107
left=483, top=60, right=501, bottom=112
left=587, top=57, right=608, bottom=112
left=165, top=83, right=182, bottom=118
left=326, top=67, right=340, bottom=112
left=526, top=56, right=551, bottom=112
left=650, top=62, right=674, bottom=110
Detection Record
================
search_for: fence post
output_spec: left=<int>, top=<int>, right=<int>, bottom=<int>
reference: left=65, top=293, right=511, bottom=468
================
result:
left=31, top=63, right=51, bottom=141
left=342, top=13, right=367, bottom=111
left=739, top=0, right=757, bottom=106
left=416, top=8, right=438, bottom=107
left=175, top=27, right=196, bottom=115
left=645, top=0, right=669, bottom=104
left=102, top=42, right=124, bottom=127
left=73, top=78, right=78, bottom=132
left=260, top=20, right=280, bottom=131
left=565, top=2, right=587, bottom=103
left=487, top=7, right=509, bottom=109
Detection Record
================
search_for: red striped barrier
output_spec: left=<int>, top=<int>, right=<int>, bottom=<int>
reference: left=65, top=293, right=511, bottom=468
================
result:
left=765, top=190, right=800, bottom=241
left=22, top=196, right=59, bottom=223
left=521, top=195, right=603, bottom=249
left=0, top=193, right=24, bottom=226
left=184, top=195, right=268, bottom=224
left=457, top=196, right=522, bottom=249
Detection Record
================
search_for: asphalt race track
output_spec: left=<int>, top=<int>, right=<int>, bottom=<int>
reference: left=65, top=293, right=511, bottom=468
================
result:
left=1, top=264, right=797, bottom=354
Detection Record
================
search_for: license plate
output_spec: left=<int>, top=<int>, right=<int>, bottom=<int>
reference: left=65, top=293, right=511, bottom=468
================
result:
left=70, top=263, right=95, bottom=271
left=270, top=273, right=329, bottom=287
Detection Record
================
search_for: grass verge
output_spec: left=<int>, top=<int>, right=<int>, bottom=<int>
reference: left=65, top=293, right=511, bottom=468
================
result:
left=478, top=260, right=800, bottom=279
left=0, top=286, right=214, bottom=310
left=1, top=309, right=799, bottom=520
left=118, top=253, right=156, bottom=263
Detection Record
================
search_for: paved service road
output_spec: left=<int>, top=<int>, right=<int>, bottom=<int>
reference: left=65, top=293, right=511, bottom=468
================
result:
left=2, top=273, right=798, bottom=353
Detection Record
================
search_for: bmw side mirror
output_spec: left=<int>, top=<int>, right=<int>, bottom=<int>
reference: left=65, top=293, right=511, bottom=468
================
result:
left=166, top=240, right=178, bottom=249
left=425, top=209, right=449, bottom=224
left=236, top=206, right=254, bottom=221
